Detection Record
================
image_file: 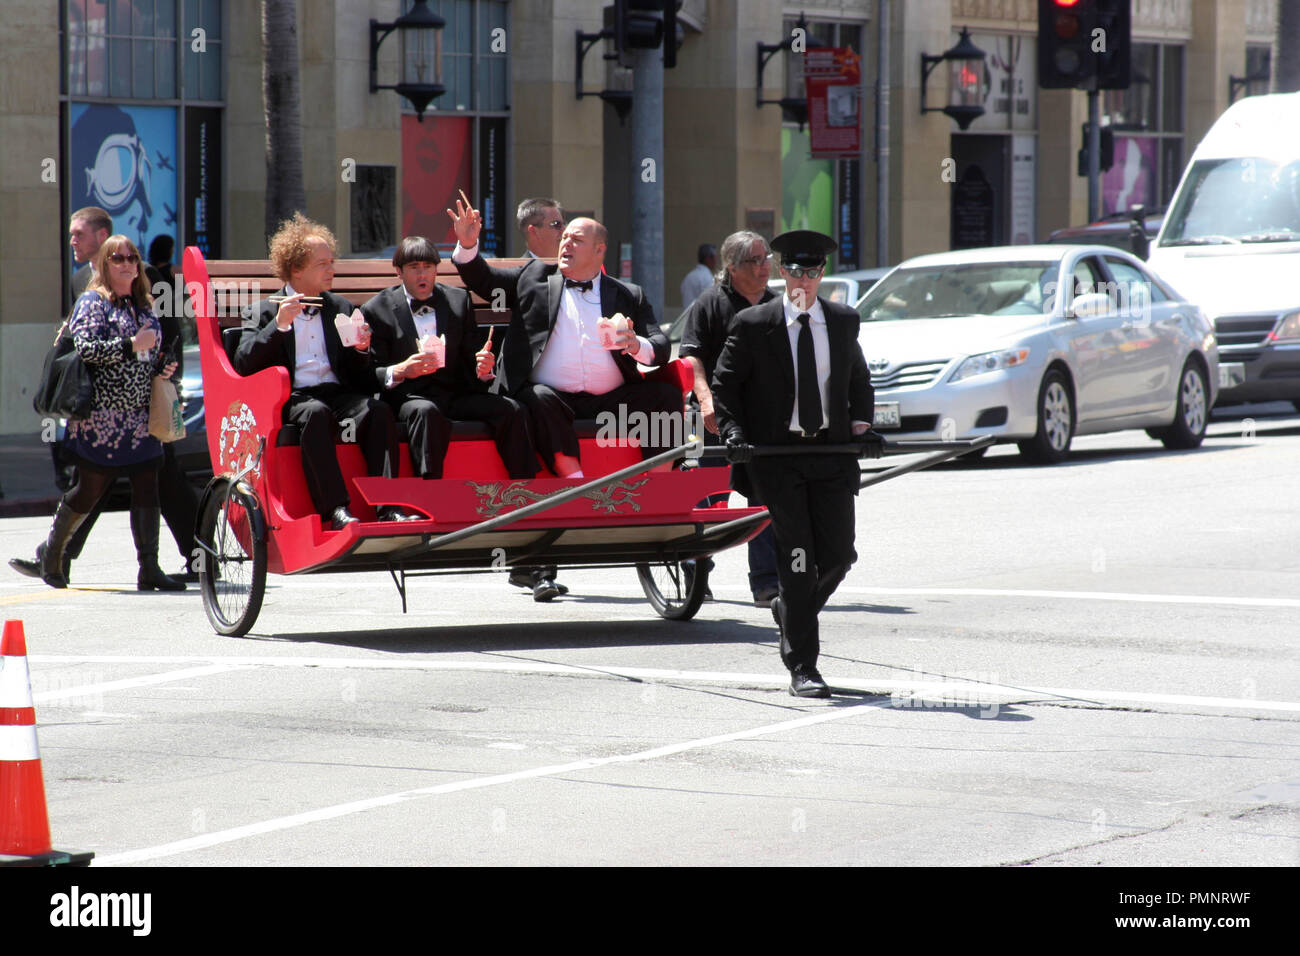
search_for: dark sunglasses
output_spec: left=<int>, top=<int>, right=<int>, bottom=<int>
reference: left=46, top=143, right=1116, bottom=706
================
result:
left=782, top=264, right=824, bottom=279
left=107, top=252, right=140, bottom=265
left=535, top=219, right=564, bottom=230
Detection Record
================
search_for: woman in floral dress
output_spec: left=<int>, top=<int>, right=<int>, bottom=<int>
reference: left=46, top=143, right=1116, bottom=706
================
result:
left=29, top=235, right=184, bottom=591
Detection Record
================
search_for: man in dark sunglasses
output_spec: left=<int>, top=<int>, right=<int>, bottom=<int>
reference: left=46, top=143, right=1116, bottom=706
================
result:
left=505, top=196, right=570, bottom=598
left=517, top=198, right=566, bottom=260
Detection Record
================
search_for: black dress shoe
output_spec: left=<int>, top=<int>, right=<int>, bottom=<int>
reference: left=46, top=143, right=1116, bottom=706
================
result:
left=378, top=507, right=420, bottom=522
left=510, top=568, right=569, bottom=594
left=328, top=506, right=359, bottom=531
left=771, top=595, right=785, bottom=637
left=790, top=667, right=831, bottom=698
left=532, top=576, right=561, bottom=602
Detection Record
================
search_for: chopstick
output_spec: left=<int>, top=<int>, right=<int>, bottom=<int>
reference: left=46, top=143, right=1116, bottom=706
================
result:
left=268, top=295, right=325, bottom=305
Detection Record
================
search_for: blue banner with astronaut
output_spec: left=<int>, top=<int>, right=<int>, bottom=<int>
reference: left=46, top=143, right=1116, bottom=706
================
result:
left=69, top=103, right=179, bottom=263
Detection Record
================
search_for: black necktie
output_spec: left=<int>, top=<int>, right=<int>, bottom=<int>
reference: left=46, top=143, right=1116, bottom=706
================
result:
left=564, top=278, right=594, bottom=292
left=796, top=313, right=823, bottom=434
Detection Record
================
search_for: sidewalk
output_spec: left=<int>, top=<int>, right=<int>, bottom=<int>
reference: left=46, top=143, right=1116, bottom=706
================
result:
left=0, top=432, right=63, bottom=518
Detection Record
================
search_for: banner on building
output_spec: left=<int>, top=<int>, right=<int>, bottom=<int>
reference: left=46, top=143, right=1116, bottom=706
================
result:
left=401, top=115, right=472, bottom=251
left=477, top=118, right=508, bottom=258
left=70, top=104, right=178, bottom=261
left=185, top=107, right=222, bottom=256
left=805, top=48, right=862, bottom=158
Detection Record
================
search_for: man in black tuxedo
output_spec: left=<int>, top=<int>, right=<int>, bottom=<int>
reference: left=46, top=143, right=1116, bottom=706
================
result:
left=712, top=230, right=876, bottom=698
left=361, top=236, right=536, bottom=481
left=446, top=198, right=680, bottom=481
left=234, top=213, right=405, bottom=531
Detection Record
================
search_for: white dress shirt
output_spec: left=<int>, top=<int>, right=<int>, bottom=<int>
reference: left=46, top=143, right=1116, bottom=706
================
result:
left=286, top=283, right=339, bottom=387
left=784, top=294, right=831, bottom=435
left=383, top=288, right=440, bottom=390
left=452, top=242, right=655, bottom=393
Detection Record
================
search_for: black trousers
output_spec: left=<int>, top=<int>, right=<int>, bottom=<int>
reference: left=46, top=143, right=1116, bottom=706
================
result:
left=284, top=384, right=399, bottom=516
left=750, top=452, right=859, bottom=672
left=396, top=390, right=536, bottom=479
left=517, top=380, right=683, bottom=470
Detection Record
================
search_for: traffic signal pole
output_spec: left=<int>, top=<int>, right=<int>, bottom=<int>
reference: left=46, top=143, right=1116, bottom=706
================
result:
left=631, top=45, right=665, bottom=317
left=1087, top=87, right=1101, bottom=222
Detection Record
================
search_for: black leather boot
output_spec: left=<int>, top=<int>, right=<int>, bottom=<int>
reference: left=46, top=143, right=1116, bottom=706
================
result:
left=9, top=542, right=73, bottom=582
left=39, top=503, right=89, bottom=589
left=132, top=507, right=186, bottom=592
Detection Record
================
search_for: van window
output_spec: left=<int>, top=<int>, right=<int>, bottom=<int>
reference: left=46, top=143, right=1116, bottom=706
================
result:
left=1162, top=158, right=1300, bottom=244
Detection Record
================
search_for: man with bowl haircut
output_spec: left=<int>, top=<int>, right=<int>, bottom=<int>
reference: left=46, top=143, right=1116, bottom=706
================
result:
left=362, top=236, right=537, bottom=480
left=712, top=229, right=876, bottom=699
left=234, top=213, right=405, bottom=530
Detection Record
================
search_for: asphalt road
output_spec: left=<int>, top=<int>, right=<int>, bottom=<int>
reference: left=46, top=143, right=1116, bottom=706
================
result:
left=2, top=406, right=1297, bottom=870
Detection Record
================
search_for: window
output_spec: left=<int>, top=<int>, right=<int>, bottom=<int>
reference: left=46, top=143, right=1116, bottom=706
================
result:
left=60, top=0, right=226, bottom=292
left=404, top=0, right=509, bottom=113
left=1100, top=43, right=1184, bottom=215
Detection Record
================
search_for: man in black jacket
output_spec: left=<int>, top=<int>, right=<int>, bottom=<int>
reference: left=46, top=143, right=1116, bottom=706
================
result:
left=447, top=198, right=679, bottom=481
left=712, top=230, right=875, bottom=698
left=361, top=236, right=535, bottom=481
left=234, top=214, right=404, bottom=530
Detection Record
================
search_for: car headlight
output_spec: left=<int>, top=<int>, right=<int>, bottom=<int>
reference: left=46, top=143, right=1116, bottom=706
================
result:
left=1268, top=310, right=1300, bottom=343
left=948, top=348, right=1031, bottom=383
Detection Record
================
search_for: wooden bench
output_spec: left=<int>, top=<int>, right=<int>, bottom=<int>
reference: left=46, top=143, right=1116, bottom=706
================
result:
left=184, top=248, right=695, bottom=531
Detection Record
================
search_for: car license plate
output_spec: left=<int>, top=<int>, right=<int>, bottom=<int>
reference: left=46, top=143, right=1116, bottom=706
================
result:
left=874, top=402, right=900, bottom=429
left=1218, top=363, right=1245, bottom=389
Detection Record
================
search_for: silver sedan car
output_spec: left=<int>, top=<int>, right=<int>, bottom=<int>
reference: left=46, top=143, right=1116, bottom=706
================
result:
left=856, top=245, right=1219, bottom=463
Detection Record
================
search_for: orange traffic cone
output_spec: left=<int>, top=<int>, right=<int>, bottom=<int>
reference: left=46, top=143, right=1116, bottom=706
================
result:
left=0, top=620, right=93, bottom=866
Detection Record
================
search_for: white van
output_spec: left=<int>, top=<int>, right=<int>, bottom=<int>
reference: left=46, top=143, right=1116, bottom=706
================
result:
left=1147, top=92, right=1300, bottom=408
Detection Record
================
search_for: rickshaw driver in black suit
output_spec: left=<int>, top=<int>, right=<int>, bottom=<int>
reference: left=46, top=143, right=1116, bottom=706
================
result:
left=234, top=213, right=406, bottom=531
left=711, top=230, right=876, bottom=699
left=361, top=236, right=537, bottom=483
left=445, top=197, right=680, bottom=480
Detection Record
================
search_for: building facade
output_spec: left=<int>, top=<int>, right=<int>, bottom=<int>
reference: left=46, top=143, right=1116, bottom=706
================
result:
left=0, top=0, right=1284, bottom=434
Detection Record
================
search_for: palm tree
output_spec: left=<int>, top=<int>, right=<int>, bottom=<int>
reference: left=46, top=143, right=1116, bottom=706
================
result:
left=262, top=0, right=306, bottom=240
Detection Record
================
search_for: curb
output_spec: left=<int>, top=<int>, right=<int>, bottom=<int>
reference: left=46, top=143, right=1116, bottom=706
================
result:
left=0, top=498, right=59, bottom=520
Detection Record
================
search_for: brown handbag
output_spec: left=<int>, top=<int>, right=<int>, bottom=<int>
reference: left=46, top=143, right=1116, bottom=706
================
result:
left=148, top=375, right=186, bottom=442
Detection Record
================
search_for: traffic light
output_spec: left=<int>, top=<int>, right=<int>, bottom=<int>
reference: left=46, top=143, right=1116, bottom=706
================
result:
left=1077, top=123, right=1115, bottom=175
left=1038, top=0, right=1131, bottom=90
left=612, top=0, right=682, bottom=69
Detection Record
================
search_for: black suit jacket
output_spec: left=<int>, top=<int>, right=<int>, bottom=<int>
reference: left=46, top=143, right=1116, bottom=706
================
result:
left=454, top=253, right=668, bottom=397
left=711, top=296, right=874, bottom=446
left=361, top=283, right=487, bottom=405
left=233, top=287, right=374, bottom=393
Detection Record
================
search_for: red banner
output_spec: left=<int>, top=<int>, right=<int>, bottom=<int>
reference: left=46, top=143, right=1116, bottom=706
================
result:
left=401, top=115, right=472, bottom=247
left=805, top=48, right=862, bottom=158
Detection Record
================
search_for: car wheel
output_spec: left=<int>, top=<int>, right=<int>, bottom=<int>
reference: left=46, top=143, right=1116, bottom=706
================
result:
left=1017, top=370, right=1074, bottom=464
left=1159, top=360, right=1209, bottom=450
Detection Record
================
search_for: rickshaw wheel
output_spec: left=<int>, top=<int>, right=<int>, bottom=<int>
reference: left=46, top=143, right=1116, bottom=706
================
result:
left=198, top=480, right=267, bottom=637
left=636, top=560, right=707, bottom=621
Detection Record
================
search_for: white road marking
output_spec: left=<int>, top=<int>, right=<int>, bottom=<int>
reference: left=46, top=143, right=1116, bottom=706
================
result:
left=32, top=664, right=249, bottom=703
left=256, top=577, right=1300, bottom=609
left=29, top=655, right=1300, bottom=714
left=93, top=701, right=878, bottom=866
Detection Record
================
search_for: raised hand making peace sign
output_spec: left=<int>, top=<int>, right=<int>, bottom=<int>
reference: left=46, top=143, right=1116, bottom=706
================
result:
left=446, top=189, right=481, bottom=248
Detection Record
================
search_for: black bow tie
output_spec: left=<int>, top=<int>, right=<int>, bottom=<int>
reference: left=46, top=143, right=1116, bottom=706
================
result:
left=564, top=278, right=594, bottom=292
left=410, top=298, right=434, bottom=314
